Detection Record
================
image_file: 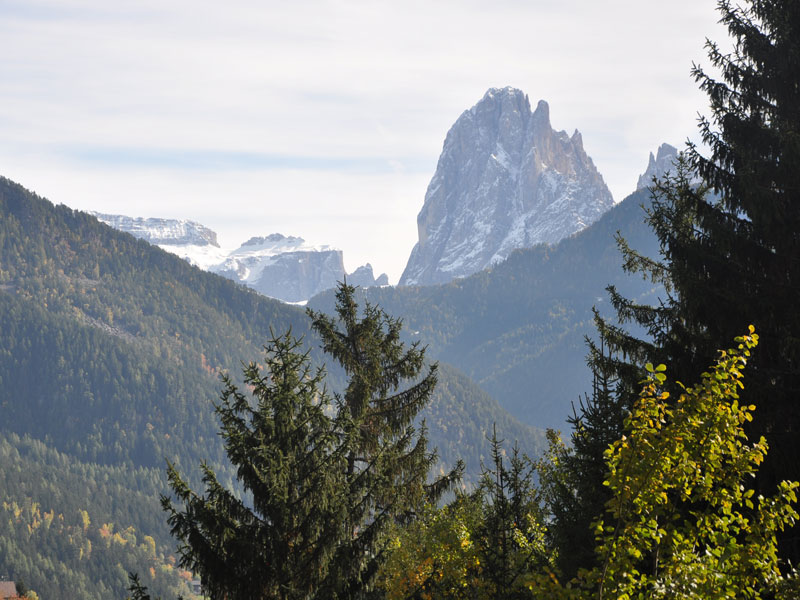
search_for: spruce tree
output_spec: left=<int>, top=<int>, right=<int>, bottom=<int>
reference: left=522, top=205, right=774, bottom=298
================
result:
left=308, top=282, right=462, bottom=599
left=564, top=0, right=800, bottom=568
left=476, top=427, right=548, bottom=599
left=160, top=332, right=343, bottom=600
left=541, top=334, right=628, bottom=582
left=652, top=0, right=800, bottom=559
left=685, top=0, right=800, bottom=530
left=590, top=156, right=715, bottom=397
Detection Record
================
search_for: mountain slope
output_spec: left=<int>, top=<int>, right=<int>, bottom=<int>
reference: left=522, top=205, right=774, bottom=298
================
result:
left=0, top=174, right=541, bottom=470
left=312, top=187, right=661, bottom=429
left=400, top=87, right=614, bottom=286
left=0, top=175, right=543, bottom=598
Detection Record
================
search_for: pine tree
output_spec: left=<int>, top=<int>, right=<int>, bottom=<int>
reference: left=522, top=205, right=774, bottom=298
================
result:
left=160, top=332, right=343, bottom=600
left=647, top=0, right=800, bottom=559
left=550, top=140, right=709, bottom=586
left=308, top=282, right=463, bottom=599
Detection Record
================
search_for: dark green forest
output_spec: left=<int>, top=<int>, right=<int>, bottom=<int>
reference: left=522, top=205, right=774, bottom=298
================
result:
left=0, top=433, right=197, bottom=599
left=0, top=176, right=543, bottom=598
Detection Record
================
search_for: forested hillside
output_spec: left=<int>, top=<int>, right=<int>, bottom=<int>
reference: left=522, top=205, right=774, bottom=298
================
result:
left=0, top=176, right=543, bottom=598
left=310, top=187, right=661, bottom=429
left=0, top=433, right=199, bottom=599
left=2, top=0, right=793, bottom=597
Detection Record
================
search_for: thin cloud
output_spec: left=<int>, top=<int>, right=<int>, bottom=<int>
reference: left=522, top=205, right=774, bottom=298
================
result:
left=59, top=146, right=430, bottom=174
left=0, top=0, right=726, bottom=282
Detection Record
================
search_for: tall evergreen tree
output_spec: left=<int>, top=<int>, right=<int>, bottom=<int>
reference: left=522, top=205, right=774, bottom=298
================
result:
left=590, top=156, right=714, bottom=398
left=161, top=332, right=344, bottom=600
left=541, top=334, right=628, bottom=582
left=308, top=282, right=462, bottom=599
left=476, top=427, right=548, bottom=599
left=685, top=0, right=800, bottom=524
left=582, top=0, right=800, bottom=564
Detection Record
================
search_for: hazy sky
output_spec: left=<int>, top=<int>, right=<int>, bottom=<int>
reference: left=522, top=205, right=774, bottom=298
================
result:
left=1, top=0, right=727, bottom=283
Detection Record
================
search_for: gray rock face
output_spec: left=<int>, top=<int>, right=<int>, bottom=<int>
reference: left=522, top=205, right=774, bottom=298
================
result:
left=204, top=235, right=347, bottom=304
left=347, top=263, right=389, bottom=288
left=636, top=143, right=679, bottom=190
left=226, top=249, right=346, bottom=304
left=399, top=87, right=614, bottom=287
left=90, top=212, right=219, bottom=247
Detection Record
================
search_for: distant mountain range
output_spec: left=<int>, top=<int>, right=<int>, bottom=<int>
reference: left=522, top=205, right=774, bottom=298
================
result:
left=400, top=87, right=614, bottom=286
left=94, top=87, right=631, bottom=300
left=86, top=91, right=674, bottom=433
left=90, top=213, right=388, bottom=303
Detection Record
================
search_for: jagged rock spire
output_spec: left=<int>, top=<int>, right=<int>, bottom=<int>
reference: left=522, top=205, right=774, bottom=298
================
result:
left=400, top=87, right=613, bottom=287
left=636, top=143, right=679, bottom=190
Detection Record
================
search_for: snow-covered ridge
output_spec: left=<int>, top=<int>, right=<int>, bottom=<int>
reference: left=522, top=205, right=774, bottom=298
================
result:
left=400, top=86, right=614, bottom=287
left=90, top=212, right=219, bottom=247
left=92, top=213, right=388, bottom=303
left=238, top=233, right=332, bottom=253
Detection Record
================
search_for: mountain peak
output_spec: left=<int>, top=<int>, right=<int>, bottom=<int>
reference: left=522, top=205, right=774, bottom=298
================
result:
left=91, top=212, right=219, bottom=247
left=636, top=143, right=679, bottom=190
left=347, top=263, right=389, bottom=288
left=471, top=87, right=532, bottom=120
left=399, top=88, right=613, bottom=287
left=532, top=99, right=550, bottom=127
left=482, top=86, right=528, bottom=101
left=241, top=234, right=305, bottom=249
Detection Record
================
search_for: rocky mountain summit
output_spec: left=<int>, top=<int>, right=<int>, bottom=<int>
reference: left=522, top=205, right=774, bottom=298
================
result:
left=91, top=215, right=386, bottom=303
left=348, top=264, right=389, bottom=288
left=399, top=87, right=614, bottom=287
left=636, top=143, right=679, bottom=190
left=211, top=234, right=347, bottom=304
left=90, top=212, right=218, bottom=246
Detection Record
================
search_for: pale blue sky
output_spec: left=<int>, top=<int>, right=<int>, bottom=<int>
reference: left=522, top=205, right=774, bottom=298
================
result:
left=0, top=0, right=725, bottom=282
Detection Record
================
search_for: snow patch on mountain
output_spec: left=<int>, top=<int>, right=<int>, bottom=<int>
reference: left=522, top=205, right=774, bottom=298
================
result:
left=212, top=234, right=337, bottom=286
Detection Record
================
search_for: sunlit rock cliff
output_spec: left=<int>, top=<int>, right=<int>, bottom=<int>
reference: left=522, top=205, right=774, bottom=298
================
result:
left=400, top=87, right=614, bottom=287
